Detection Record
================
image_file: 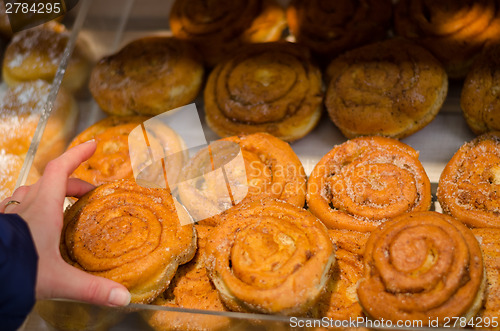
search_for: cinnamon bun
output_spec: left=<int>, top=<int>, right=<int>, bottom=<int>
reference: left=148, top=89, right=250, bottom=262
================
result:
left=307, top=136, right=432, bottom=232
left=438, top=132, right=500, bottom=228
left=287, top=0, right=392, bottom=58
left=325, top=38, right=447, bottom=139
left=205, top=198, right=335, bottom=315
left=61, top=179, right=197, bottom=304
left=3, top=22, right=92, bottom=93
left=461, top=44, right=500, bottom=135
left=472, top=228, right=500, bottom=328
left=68, top=116, right=186, bottom=188
left=89, top=37, right=203, bottom=116
left=204, top=42, right=323, bottom=142
left=394, top=0, right=500, bottom=78
left=170, top=0, right=286, bottom=66
left=144, top=225, right=231, bottom=331
left=357, top=211, right=486, bottom=325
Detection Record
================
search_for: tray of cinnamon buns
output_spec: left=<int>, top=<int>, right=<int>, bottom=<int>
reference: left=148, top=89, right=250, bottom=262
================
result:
left=4, top=0, right=500, bottom=330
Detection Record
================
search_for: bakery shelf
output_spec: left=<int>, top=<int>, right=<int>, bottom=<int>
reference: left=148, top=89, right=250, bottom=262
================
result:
left=11, top=0, right=484, bottom=330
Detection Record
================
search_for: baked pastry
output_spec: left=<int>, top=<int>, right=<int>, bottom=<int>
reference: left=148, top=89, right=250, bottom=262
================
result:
left=394, top=0, right=500, bottom=78
left=437, top=132, right=500, bottom=228
left=68, top=116, right=186, bottom=188
left=0, top=80, right=78, bottom=172
left=2, top=21, right=92, bottom=93
left=325, top=38, right=448, bottom=139
left=204, top=42, right=323, bottom=142
left=328, top=229, right=369, bottom=257
left=286, top=0, right=392, bottom=58
left=307, top=136, right=432, bottom=232
left=89, top=37, right=203, bottom=116
left=357, top=211, right=486, bottom=325
left=143, top=225, right=231, bottom=331
left=472, top=228, right=500, bottom=329
left=0, top=151, right=40, bottom=201
left=61, top=179, right=197, bottom=304
left=313, top=249, right=364, bottom=320
left=177, top=133, right=306, bottom=224
left=205, top=197, right=335, bottom=316
left=461, top=45, right=500, bottom=135
left=169, top=0, right=286, bottom=66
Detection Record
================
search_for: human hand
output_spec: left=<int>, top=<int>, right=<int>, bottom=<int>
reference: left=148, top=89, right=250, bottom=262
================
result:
left=0, top=140, right=131, bottom=307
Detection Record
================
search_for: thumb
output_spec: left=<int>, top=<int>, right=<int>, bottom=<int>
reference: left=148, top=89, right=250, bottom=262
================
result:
left=41, top=262, right=131, bottom=307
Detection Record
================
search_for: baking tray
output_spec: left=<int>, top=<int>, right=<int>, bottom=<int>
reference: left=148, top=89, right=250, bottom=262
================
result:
left=16, top=0, right=479, bottom=329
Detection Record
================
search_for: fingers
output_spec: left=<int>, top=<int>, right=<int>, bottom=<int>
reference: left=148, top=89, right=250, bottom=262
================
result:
left=0, top=185, right=31, bottom=213
left=38, top=140, right=97, bottom=204
left=41, top=263, right=131, bottom=307
left=66, top=178, right=95, bottom=198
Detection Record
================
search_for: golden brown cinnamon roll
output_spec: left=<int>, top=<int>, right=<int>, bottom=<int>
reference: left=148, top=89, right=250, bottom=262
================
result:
left=286, top=0, right=392, bottom=58
left=169, top=0, right=286, bottom=66
left=438, top=132, right=500, bottom=228
left=461, top=45, right=500, bottom=135
left=177, top=133, right=306, bottom=225
left=307, top=136, right=432, bottom=232
left=325, top=39, right=447, bottom=139
left=357, top=211, right=486, bottom=325
left=89, top=37, right=203, bottom=116
left=68, top=116, right=186, bottom=188
left=204, top=42, right=323, bottom=142
left=472, top=228, right=500, bottom=329
left=205, top=198, right=335, bottom=316
left=143, top=225, right=231, bottom=331
left=61, top=179, right=197, bottom=304
left=2, top=22, right=92, bottom=93
left=394, top=0, right=500, bottom=78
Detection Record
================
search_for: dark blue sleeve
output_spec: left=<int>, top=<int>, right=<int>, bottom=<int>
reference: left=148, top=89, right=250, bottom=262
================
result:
left=0, top=214, right=38, bottom=331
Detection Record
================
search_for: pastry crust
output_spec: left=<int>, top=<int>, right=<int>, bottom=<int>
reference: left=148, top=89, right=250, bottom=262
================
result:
left=0, top=80, right=78, bottom=172
left=286, top=0, right=392, bottom=58
left=204, top=42, right=323, bottom=142
left=461, top=45, right=500, bottom=135
left=472, top=228, right=500, bottom=329
left=2, top=22, right=92, bottom=93
left=205, top=197, right=335, bottom=316
left=437, top=132, right=500, bottom=228
left=394, top=0, right=500, bottom=78
left=312, top=249, right=364, bottom=321
left=325, top=38, right=447, bottom=139
left=68, top=116, right=186, bottom=188
left=89, top=37, right=203, bottom=116
left=177, top=133, right=307, bottom=225
left=144, top=225, right=231, bottom=331
left=306, top=136, right=431, bottom=232
left=61, top=179, right=197, bottom=304
left=357, top=211, right=486, bottom=325
left=170, top=0, right=286, bottom=66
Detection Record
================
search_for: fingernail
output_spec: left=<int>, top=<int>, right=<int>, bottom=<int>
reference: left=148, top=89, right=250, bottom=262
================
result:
left=108, top=288, right=131, bottom=306
left=85, top=139, right=96, bottom=144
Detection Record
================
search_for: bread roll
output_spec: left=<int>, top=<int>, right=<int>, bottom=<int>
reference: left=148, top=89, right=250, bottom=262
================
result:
left=325, top=39, right=447, bottom=139
left=2, top=22, right=92, bottom=93
left=0, top=80, right=78, bottom=172
left=89, top=37, right=203, bottom=116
